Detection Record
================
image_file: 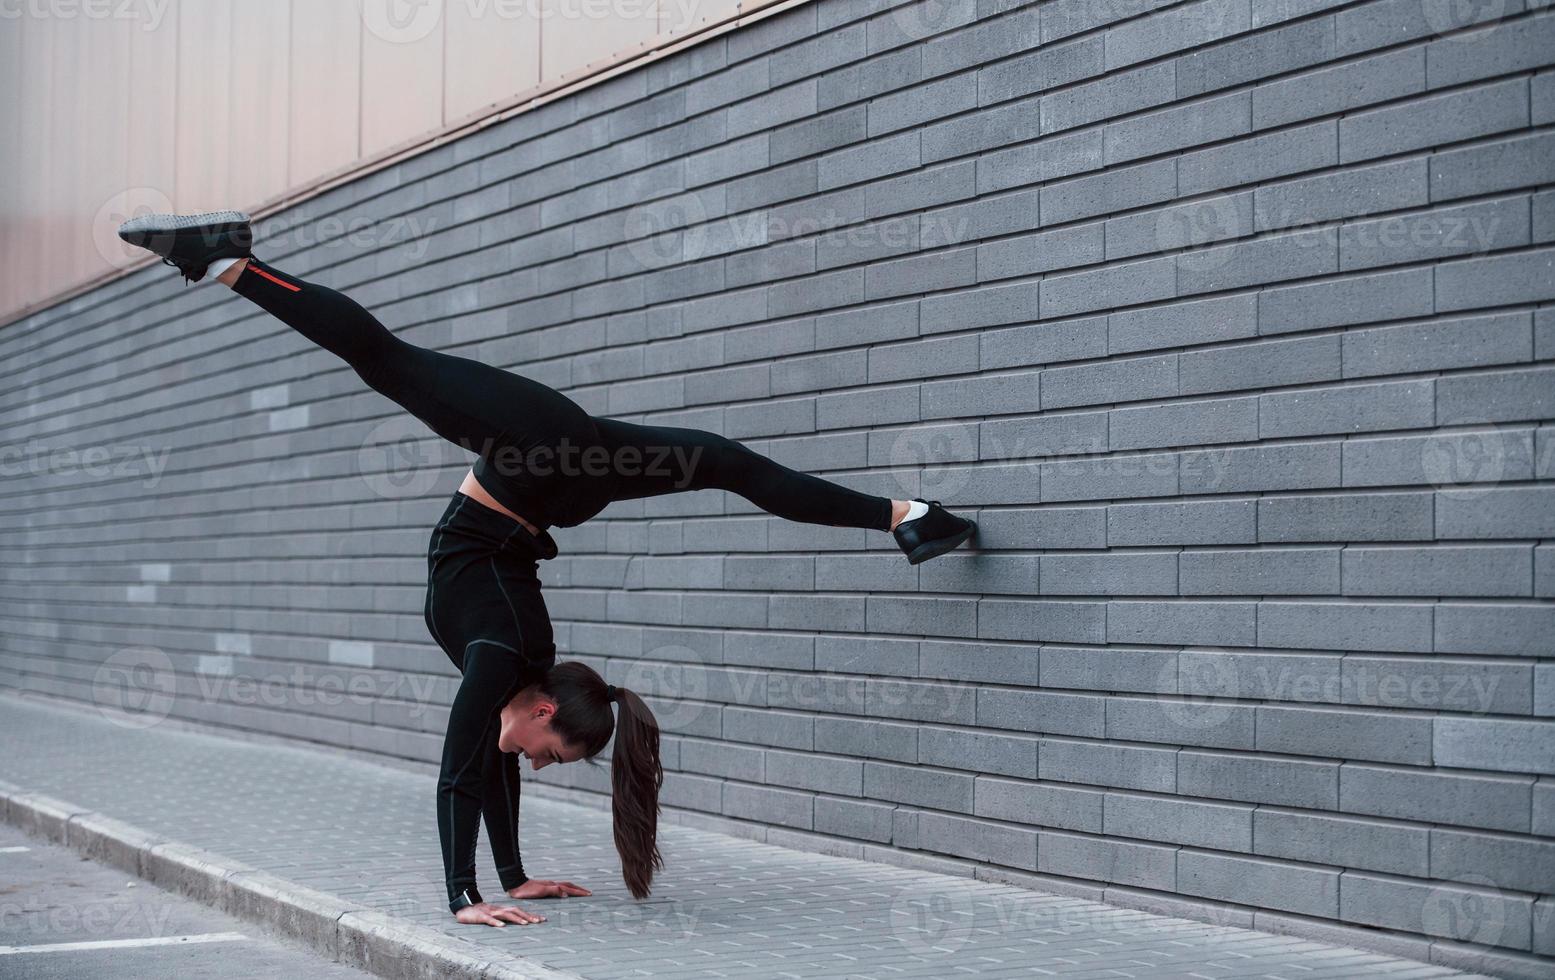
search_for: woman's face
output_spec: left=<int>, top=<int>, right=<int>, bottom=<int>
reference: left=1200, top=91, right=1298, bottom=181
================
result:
left=498, top=697, right=584, bottom=769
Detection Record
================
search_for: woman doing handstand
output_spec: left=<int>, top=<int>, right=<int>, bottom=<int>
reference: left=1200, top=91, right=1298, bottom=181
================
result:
left=117, top=211, right=977, bottom=928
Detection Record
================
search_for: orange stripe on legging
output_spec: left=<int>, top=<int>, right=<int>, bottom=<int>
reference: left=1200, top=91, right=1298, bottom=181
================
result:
left=249, top=265, right=300, bottom=292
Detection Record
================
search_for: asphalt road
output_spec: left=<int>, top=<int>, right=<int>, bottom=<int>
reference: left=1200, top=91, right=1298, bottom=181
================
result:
left=0, top=823, right=374, bottom=980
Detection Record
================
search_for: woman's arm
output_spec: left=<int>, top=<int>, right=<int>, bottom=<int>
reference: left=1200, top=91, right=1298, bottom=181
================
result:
left=437, top=640, right=529, bottom=914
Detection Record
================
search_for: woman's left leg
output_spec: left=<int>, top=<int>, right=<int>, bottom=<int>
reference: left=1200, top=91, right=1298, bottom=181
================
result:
left=591, top=417, right=895, bottom=531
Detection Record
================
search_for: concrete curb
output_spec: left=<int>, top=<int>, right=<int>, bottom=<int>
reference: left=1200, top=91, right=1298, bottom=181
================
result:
left=0, top=784, right=580, bottom=980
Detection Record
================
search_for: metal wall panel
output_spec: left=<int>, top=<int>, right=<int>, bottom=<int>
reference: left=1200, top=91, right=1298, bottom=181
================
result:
left=1, top=0, right=787, bottom=325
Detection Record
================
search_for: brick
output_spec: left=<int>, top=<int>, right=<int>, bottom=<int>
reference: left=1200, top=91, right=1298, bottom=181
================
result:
left=1106, top=191, right=1255, bottom=260
left=977, top=687, right=1106, bottom=737
left=1342, top=196, right=1532, bottom=272
left=1179, top=228, right=1338, bottom=296
left=867, top=73, right=978, bottom=136
left=1039, top=738, right=1178, bottom=793
left=1039, top=645, right=1177, bottom=693
left=974, top=505, right=1109, bottom=549
left=1438, top=487, right=1555, bottom=539
left=1180, top=334, right=1342, bottom=396
left=1430, top=603, right=1555, bottom=656
left=1437, top=250, right=1555, bottom=313
left=1104, top=693, right=1257, bottom=750
left=864, top=761, right=974, bottom=812
left=765, top=748, right=864, bottom=795
left=1340, top=77, right=1530, bottom=164
left=1342, top=764, right=1533, bottom=833
left=1108, top=294, right=1258, bottom=355
left=1104, top=793, right=1253, bottom=851
left=976, top=36, right=1104, bottom=105
left=1181, top=547, right=1340, bottom=595
left=1181, top=441, right=1342, bottom=494
left=1258, top=492, right=1435, bottom=543
left=1109, top=599, right=1256, bottom=647
left=1431, top=132, right=1555, bottom=203
left=1259, top=600, right=1434, bottom=653
left=1426, top=12, right=1555, bottom=89
left=723, top=781, right=814, bottom=829
left=1039, top=830, right=1176, bottom=890
left=1343, top=311, right=1532, bottom=377
left=1257, top=704, right=1434, bottom=765
left=919, top=728, right=1038, bottom=779
left=1178, top=16, right=1338, bottom=98
left=1041, top=159, right=1178, bottom=226
left=1341, top=428, right=1535, bottom=490
left=1179, top=851, right=1339, bottom=918
left=1040, top=451, right=1179, bottom=502
left=1339, top=871, right=1533, bottom=948
left=815, top=716, right=917, bottom=763
left=917, top=811, right=1039, bottom=870
left=1256, top=158, right=1429, bottom=232
left=1344, top=545, right=1533, bottom=598
left=1260, top=378, right=1434, bottom=439
left=1040, top=353, right=1177, bottom=410
left=921, top=280, right=1044, bottom=333
left=1258, top=267, right=1434, bottom=335
left=1179, top=121, right=1338, bottom=197
left=1253, top=46, right=1425, bottom=129
left=1041, top=62, right=1177, bottom=134
left=980, top=316, right=1109, bottom=370
left=974, top=775, right=1104, bottom=832
left=1424, top=827, right=1555, bottom=896
left=1436, top=716, right=1555, bottom=775
left=1108, top=498, right=1257, bottom=546
left=976, top=223, right=1105, bottom=282
left=1180, top=750, right=1338, bottom=808
left=1111, top=395, right=1259, bottom=450
left=1255, top=809, right=1428, bottom=877
left=814, top=796, right=894, bottom=842
left=1439, top=365, right=1555, bottom=424
left=1104, top=92, right=1252, bottom=166
left=977, top=129, right=1105, bottom=195
left=1039, top=553, right=1178, bottom=595
left=1102, top=0, right=1252, bottom=71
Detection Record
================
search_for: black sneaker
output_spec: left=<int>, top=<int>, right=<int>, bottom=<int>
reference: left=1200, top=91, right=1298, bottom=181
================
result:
left=117, top=210, right=253, bottom=283
left=892, top=499, right=976, bottom=564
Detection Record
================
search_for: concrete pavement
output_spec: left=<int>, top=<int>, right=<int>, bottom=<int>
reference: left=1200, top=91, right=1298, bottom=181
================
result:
left=0, top=692, right=1490, bottom=979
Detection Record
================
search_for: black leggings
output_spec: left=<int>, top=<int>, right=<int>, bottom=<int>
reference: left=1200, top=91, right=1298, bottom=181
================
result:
left=230, top=257, right=895, bottom=534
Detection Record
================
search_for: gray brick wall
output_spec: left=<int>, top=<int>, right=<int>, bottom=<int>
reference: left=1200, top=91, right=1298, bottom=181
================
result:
left=2, top=0, right=1553, bottom=973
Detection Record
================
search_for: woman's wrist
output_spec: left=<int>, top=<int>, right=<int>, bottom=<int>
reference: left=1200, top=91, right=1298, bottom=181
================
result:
left=449, top=886, right=483, bottom=914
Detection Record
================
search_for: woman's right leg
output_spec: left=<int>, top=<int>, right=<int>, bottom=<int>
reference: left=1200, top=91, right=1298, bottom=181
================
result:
left=227, top=257, right=596, bottom=461
left=592, top=417, right=896, bottom=532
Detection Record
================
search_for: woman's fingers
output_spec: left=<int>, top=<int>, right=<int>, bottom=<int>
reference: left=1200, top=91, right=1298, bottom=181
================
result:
left=556, top=881, right=591, bottom=896
left=497, top=905, right=546, bottom=924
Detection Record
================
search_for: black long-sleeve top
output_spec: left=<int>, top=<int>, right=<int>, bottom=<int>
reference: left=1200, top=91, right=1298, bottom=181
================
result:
left=425, top=492, right=562, bottom=913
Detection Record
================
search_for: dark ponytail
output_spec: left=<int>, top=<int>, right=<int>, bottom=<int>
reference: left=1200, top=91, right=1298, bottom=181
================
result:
left=540, top=661, right=664, bottom=899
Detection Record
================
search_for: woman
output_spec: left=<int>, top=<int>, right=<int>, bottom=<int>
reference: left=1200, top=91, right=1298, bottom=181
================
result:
left=117, top=211, right=978, bottom=927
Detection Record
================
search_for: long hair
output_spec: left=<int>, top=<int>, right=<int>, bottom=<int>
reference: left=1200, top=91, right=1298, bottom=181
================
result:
left=539, top=661, right=664, bottom=899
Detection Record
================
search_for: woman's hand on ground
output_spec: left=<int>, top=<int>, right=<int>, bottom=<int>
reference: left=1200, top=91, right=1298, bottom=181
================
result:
left=507, top=878, right=591, bottom=900
left=454, top=901, right=547, bottom=927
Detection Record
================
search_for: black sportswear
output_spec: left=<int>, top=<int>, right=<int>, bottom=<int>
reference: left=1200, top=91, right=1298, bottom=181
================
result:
left=220, top=255, right=912, bottom=911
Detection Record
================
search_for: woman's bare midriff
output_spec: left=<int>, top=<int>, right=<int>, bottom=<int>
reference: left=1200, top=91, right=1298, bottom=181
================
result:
left=459, top=468, right=543, bottom=538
